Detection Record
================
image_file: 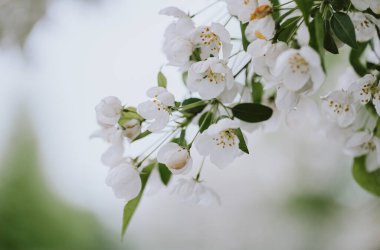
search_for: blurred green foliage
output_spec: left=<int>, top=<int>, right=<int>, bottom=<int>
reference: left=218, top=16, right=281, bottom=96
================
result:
left=0, top=122, right=122, bottom=250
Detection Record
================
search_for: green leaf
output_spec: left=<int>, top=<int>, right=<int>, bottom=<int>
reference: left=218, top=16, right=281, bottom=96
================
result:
left=331, top=0, right=351, bottom=11
left=294, top=0, right=314, bottom=22
left=121, top=163, right=155, bottom=238
left=158, top=163, right=172, bottom=186
left=324, top=22, right=339, bottom=54
left=181, top=98, right=207, bottom=115
left=269, top=0, right=280, bottom=20
left=235, top=128, right=249, bottom=154
left=157, top=71, right=167, bottom=88
left=350, top=42, right=368, bottom=76
left=198, top=111, right=214, bottom=132
left=251, top=80, right=263, bottom=103
left=277, top=16, right=301, bottom=43
left=240, top=22, right=250, bottom=51
left=352, top=156, right=380, bottom=196
left=312, top=12, right=325, bottom=56
left=331, top=12, right=358, bottom=49
left=131, top=130, right=151, bottom=142
left=232, top=103, right=273, bottom=123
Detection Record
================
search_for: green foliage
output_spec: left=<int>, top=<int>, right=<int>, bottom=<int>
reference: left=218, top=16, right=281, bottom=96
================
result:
left=240, top=22, right=250, bottom=51
left=157, top=71, right=167, bottom=88
left=331, top=12, right=358, bottom=49
left=251, top=80, right=264, bottom=103
left=181, top=98, right=207, bottom=115
left=198, top=111, right=214, bottom=132
left=232, top=103, right=273, bottom=123
left=0, top=119, right=121, bottom=250
left=352, top=156, right=380, bottom=196
left=350, top=42, right=369, bottom=76
left=310, top=12, right=325, bottom=59
left=277, top=16, right=301, bottom=43
left=294, top=0, right=314, bottom=23
left=158, top=163, right=172, bottom=186
left=269, top=0, right=280, bottom=20
left=122, top=163, right=155, bottom=238
left=235, top=128, right=249, bottom=154
left=132, top=130, right=152, bottom=142
left=324, top=22, right=339, bottom=54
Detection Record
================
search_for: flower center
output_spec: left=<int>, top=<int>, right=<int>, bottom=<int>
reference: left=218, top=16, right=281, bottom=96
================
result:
left=200, top=27, right=222, bottom=53
left=362, top=140, right=376, bottom=152
left=243, top=0, right=251, bottom=6
left=360, top=83, right=380, bottom=103
left=153, top=99, right=169, bottom=112
left=212, top=129, right=237, bottom=149
left=250, top=4, right=272, bottom=21
left=288, top=53, right=309, bottom=74
left=204, top=68, right=225, bottom=84
left=328, top=100, right=350, bottom=114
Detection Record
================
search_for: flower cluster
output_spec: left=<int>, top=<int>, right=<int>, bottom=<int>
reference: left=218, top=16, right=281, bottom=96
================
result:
left=91, top=0, right=380, bottom=236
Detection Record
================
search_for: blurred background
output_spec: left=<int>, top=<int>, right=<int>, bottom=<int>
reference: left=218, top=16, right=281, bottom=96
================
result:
left=0, top=0, right=380, bottom=250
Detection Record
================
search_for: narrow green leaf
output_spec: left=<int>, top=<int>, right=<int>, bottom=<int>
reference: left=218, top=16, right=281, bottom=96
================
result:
left=324, top=21, right=339, bottom=54
left=269, top=0, right=280, bottom=20
left=350, top=42, right=368, bottom=76
left=232, top=103, right=273, bottom=123
left=294, top=0, right=314, bottom=22
left=181, top=98, right=207, bottom=115
left=251, top=80, right=263, bottom=103
left=331, top=0, right=351, bottom=11
left=352, top=156, right=380, bottom=196
left=331, top=12, right=358, bottom=49
left=198, top=111, right=214, bottom=132
left=277, top=16, right=301, bottom=43
left=158, top=163, right=172, bottom=186
left=131, top=130, right=151, bottom=142
left=240, top=22, right=249, bottom=51
left=157, top=71, right=167, bottom=88
left=235, top=128, right=249, bottom=154
left=121, top=163, right=155, bottom=238
left=312, top=12, right=325, bottom=56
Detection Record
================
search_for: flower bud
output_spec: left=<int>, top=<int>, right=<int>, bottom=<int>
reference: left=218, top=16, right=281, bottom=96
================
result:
left=123, top=119, right=141, bottom=140
left=157, top=142, right=192, bottom=174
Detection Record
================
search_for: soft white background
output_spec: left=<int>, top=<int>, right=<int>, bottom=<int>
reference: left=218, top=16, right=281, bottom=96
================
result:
left=1, top=0, right=380, bottom=249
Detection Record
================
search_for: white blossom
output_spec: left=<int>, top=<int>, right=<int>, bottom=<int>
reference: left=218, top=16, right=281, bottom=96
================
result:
left=137, top=87, right=175, bottom=132
left=192, top=23, right=232, bottom=60
left=350, top=74, right=380, bottom=114
left=160, top=7, right=195, bottom=70
left=247, top=40, right=288, bottom=78
left=349, top=12, right=378, bottom=42
left=157, top=142, right=192, bottom=174
left=188, top=57, right=234, bottom=100
left=195, top=118, right=243, bottom=168
left=351, top=0, right=380, bottom=14
left=246, top=15, right=275, bottom=41
left=274, top=46, right=325, bottom=94
left=345, top=130, right=380, bottom=172
left=225, top=0, right=275, bottom=41
left=321, top=89, right=357, bottom=128
left=95, top=96, right=123, bottom=127
left=106, top=162, right=142, bottom=201
left=91, top=126, right=124, bottom=167
left=172, top=178, right=221, bottom=206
